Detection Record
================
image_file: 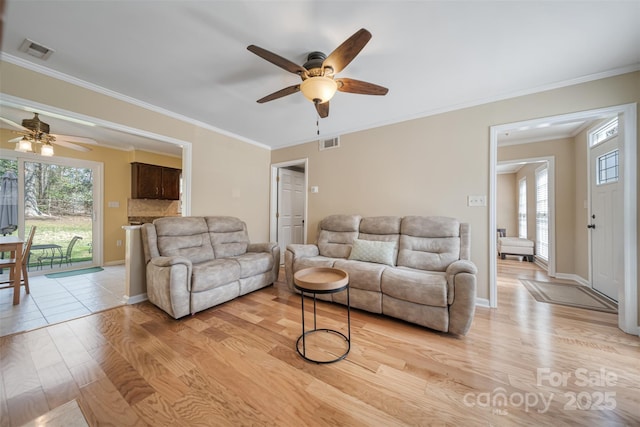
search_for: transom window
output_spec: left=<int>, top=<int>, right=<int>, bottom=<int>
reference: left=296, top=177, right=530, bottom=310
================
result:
left=590, top=117, right=618, bottom=147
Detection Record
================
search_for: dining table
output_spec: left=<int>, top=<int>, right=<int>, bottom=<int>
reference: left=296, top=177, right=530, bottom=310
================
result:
left=0, top=235, right=24, bottom=305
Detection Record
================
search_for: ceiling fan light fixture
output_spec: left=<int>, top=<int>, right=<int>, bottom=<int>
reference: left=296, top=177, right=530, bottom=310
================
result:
left=15, top=137, right=33, bottom=153
left=40, top=142, right=55, bottom=157
left=300, top=76, right=338, bottom=104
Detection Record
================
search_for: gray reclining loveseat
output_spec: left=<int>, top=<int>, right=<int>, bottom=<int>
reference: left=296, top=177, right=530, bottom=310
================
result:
left=141, top=216, right=280, bottom=319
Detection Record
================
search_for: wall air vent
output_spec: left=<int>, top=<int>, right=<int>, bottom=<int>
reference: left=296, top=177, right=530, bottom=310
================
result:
left=19, top=38, right=54, bottom=60
left=319, top=136, right=340, bottom=151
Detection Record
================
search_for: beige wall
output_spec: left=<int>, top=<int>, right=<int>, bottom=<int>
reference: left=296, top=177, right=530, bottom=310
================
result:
left=272, top=71, right=639, bottom=305
left=0, top=61, right=272, bottom=246
left=496, top=173, right=517, bottom=237
left=499, top=137, right=577, bottom=275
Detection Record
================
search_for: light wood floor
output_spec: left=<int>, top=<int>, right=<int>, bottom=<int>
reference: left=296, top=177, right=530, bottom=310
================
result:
left=1, top=260, right=638, bottom=426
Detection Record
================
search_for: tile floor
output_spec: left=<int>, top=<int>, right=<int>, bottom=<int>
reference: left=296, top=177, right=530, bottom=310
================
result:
left=0, top=265, right=126, bottom=337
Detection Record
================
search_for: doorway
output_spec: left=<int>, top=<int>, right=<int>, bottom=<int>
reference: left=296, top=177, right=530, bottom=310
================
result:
left=0, top=153, right=102, bottom=273
left=490, top=103, right=637, bottom=335
left=588, top=117, right=623, bottom=301
left=270, top=159, right=308, bottom=264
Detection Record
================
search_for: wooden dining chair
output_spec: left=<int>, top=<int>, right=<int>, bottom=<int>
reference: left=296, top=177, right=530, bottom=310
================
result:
left=0, top=226, right=37, bottom=295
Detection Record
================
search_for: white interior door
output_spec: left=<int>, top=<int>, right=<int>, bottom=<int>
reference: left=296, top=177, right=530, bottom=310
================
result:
left=291, top=170, right=305, bottom=246
left=589, top=132, right=622, bottom=301
left=277, top=168, right=305, bottom=264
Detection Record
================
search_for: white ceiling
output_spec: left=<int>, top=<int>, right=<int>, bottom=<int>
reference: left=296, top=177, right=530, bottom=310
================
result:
left=1, top=1, right=639, bottom=154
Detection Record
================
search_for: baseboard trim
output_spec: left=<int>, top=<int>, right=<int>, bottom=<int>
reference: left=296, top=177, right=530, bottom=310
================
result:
left=124, top=293, right=148, bottom=305
left=475, top=298, right=491, bottom=308
left=104, top=260, right=125, bottom=266
left=554, top=273, right=590, bottom=287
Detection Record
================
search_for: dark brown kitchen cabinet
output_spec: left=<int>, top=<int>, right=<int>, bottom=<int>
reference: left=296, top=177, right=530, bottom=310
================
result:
left=131, top=162, right=181, bottom=200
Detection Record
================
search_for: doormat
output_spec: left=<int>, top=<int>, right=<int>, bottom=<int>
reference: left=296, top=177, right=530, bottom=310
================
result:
left=520, top=280, right=617, bottom=313
left=46, top=267, right=104, bottom=279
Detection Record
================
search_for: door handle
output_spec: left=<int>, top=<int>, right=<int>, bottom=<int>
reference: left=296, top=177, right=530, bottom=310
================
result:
left=587, top=224, right=596, bottom=229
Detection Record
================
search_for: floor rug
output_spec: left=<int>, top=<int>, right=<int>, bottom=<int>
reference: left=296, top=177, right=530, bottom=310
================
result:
left=520, top=280, right=617, bottom=313
left=46, top=267, right=104, bottom=279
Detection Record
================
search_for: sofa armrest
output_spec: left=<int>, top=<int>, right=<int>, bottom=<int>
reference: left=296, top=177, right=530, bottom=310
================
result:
left=445, top=260, right=477, bottom=335
left=446, top=259, right=477, bottom=277
left=286, top=244, right=319, bottom=258
left=284, top=244, right=320, bottom=290
left=149, top=255, right=192, bottom=268
left=248, top=242, right=277, bottom=253
left=248, top=242, right=280, bottom=284
left=146, top=256, right=193, bottom=319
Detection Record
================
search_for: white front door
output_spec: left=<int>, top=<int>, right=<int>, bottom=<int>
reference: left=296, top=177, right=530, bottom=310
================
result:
left=589, top=129, right=622, bottom=301
left=277, top=168, right=305, bottom=264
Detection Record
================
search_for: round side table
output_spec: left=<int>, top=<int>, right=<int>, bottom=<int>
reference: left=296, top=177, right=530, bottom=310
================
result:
left=293, top=267, right=350, bottom=364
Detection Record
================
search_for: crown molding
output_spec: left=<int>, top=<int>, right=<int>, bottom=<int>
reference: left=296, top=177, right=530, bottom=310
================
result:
left=0, top=53, right=271, bottom=151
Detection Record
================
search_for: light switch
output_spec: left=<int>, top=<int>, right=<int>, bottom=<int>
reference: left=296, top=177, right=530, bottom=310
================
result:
left=467, top=195, right=486, bottom=207
left=108, top=201, right=120, bottom=208
left=310, top=186, right=319, bottom=193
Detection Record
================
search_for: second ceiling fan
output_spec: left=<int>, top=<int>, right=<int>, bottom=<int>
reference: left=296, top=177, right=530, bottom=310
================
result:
left=0, top=112, right=96, bottom=156
left=248, top=28, right=388, bottom=118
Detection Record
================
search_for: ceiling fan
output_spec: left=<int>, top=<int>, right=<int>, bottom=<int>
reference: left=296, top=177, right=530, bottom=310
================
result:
left=0, top=112, right=96, bottom=156
left=247, top=28, right=388, bottom=118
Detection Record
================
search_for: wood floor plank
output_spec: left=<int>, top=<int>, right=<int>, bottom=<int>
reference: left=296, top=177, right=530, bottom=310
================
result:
left=0, top=261, right=638, bottom=426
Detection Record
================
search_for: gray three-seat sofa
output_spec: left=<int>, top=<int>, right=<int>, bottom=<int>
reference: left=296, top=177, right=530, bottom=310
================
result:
left=285, top=215, right=477, bottom=335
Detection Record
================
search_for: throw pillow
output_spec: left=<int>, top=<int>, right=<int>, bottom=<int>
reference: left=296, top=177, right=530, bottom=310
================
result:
left=348, top=238, right=396, bottom=266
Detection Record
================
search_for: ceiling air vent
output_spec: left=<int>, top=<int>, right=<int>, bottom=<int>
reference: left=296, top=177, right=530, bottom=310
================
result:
left=19, top=38, right=54, bottom=60
left=319, top=136, right=340, bottom=151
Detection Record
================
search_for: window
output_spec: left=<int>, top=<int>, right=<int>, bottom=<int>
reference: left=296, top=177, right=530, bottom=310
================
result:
left=518, top=177, right=527, bottom=239
left=590, top=117, right=618, bottom=147
left=597, top=149, right=619, bottom=185
left=535, top=166, right=548, bottom=261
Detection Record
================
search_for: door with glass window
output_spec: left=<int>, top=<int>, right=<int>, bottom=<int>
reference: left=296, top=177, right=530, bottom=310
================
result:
left=589, top=132, right=622, bottom=301
left=0, top=156, right=100, bottom=272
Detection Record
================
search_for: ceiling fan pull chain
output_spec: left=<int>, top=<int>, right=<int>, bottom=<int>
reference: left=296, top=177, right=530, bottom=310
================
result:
left=315, top=107, right=320, bottom=135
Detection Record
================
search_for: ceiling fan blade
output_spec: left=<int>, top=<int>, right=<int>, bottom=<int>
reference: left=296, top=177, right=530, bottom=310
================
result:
left=0, top=116, right=28, bottom=131
left=323, top=28, right=372, bottom=74
left=257, top=85, right=301, bottom=103
left=247, top=45, right=307, bottom=76
left=51, top=139, right=92, bottom=152
left=315, top=101, right=329, bottom=119
left=51, top=134, right=98, bottom=145
left=337, top=78, right=388, bottom=96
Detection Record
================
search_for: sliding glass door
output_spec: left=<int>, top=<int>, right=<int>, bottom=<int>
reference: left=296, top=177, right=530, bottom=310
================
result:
left=0, top=153, right=102, bottom=273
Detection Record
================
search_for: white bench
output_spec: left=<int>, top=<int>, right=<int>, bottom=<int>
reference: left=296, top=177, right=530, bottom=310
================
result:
left=498, top=237, right=534, bottom=262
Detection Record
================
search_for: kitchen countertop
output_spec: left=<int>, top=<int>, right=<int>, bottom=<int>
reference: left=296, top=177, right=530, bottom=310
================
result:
left=127, top=215, right=180, bottom=225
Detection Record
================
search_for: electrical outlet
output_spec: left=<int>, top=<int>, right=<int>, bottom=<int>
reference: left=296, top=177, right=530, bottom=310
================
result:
left=116, top=239, right=123, bottom=247
left=468, top=195, right=486, bottom=207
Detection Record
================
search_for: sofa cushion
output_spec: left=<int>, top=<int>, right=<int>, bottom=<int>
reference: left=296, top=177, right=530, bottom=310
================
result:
left=381, top=267, right=447, bottom=307
left=191, top=258, right=241, bottom=292
left=348, top=238, right=396, bottom=266
left=359, top=216, right=402, bottom=235
left=334, top=259, right=385, bottom=292
left=205, top=216, right=249, bottom=258
left=397, top=216, right=461, bottom=272
left=294, top=256, right=337, bottom=271
left=154, top=217, right=215, bottom=264
left=232, top=252, right=274, bottom=279
left=317, top=214, right=361, bottom=258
